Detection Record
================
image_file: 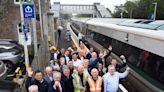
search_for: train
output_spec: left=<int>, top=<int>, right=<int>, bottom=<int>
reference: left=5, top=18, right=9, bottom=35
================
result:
left=69, top=18, right=164, bottom=92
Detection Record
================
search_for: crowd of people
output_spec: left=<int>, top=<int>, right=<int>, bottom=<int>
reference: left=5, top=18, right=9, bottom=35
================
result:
left=26, top=42, right=130, bottom=92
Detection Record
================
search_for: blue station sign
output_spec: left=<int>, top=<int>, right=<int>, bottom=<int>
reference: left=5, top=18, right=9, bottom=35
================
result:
left=22, top=3, right=35, bottom=18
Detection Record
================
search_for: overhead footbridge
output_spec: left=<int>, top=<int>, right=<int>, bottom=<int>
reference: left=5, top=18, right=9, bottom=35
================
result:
left=50, top=2, right=112, bottom=18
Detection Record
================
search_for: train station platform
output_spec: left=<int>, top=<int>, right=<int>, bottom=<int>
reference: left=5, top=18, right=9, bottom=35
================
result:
left=57, top=28, right=72, bottom=48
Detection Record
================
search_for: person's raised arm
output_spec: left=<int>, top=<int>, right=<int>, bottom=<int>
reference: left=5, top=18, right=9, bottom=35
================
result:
left=119, top=67, right=130, bottom=79
left=118, top=55, right=127, bottom=68
left=104, top=45, right=112, bottom=59
left=25, top=68, right=33, bottom=89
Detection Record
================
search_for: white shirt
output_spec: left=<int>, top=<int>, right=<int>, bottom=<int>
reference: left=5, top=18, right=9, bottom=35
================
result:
left=79, top=56, right=84, bottom=62
left=54, top=53, right=58, bottom=61
left=103, top=71, right=128, bottom=92
left=65, top=56, right=70, bottom=64
left=73, top=59, right=82, bottom=68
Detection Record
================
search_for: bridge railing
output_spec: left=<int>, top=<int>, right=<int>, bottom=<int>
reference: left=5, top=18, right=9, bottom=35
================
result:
left=60, top=5, right=95, bottom=12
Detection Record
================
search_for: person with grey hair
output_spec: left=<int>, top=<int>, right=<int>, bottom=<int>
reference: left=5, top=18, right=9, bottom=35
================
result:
left=83, top=59, right=90, bottom=75
left=61, top=66, right=74, bottom=92
left=44, top=66, right=53, bottom=84
left=103, top=65, right=130, bottom=92
left=48, top=72, right=65, bottom=92
left=85, top=68, right=103, bottom=92
left=28, top=85, right=38, bottom=92
left=72, top=65, right=89, bottom=92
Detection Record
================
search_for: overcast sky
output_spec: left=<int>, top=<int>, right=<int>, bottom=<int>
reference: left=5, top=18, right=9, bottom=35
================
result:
left=50, top=0, right=127, bottom=12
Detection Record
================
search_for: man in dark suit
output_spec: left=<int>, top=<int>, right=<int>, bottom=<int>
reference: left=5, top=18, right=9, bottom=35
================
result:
left=86, top=47, right=94, bottom=59
left=25, top=69, right=49, bottom=92
left=48, top=72, right=65, bottom=92
left=44, top=66, right=53, bottom=84
left=57, top=48, right=65, bottom=61
left=67, top=60, right=74, bottom=75
left=111, top=55, right=127, bottom=72
left=61, top=66, right=74, bottom=92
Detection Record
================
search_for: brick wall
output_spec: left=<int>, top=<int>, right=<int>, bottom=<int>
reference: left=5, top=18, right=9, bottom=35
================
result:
left=0, top=0, right=20, bottom=40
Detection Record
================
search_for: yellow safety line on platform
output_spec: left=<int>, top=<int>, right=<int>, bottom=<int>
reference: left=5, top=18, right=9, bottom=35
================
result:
left=70, top=36, right=80, bottom=50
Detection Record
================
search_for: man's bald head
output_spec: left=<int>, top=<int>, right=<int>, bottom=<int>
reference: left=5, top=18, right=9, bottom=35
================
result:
left=91, top=68, right=99, bottom=80
left=91, top=52, right=97, bottom=58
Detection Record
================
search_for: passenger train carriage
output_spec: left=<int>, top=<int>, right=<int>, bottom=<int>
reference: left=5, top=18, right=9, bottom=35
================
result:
left=70, top=18, right=164, bottom=92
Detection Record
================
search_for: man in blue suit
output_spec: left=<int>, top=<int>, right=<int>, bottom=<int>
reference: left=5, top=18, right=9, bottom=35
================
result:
left=48, top=72, right=65, bottom=92
left=44, top=66, right=53, bottom=85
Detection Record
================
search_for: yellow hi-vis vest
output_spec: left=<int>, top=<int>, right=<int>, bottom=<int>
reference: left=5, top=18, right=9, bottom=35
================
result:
left=88, top=76, right=102, bottom=92
left=74, top=72, right=88, bottom=92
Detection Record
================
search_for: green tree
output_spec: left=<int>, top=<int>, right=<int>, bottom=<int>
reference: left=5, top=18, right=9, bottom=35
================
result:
left=155, top=0, right=164, bottom=19
left=76, top=14, right=93, bottom=17
left=124, top=1, right=137, bottom=18
left=112, top=4, right=128, bottom=18
left=135, top=0, right=153, bottom=19
left=112, top=0, right=164, bottom=20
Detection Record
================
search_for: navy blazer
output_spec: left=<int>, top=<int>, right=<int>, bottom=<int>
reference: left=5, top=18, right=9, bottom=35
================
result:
left=44, top=75, right=53, bottom=84
left=25, top=77, right=49, bottom=92
left=48, top=81, right=65, bottom=92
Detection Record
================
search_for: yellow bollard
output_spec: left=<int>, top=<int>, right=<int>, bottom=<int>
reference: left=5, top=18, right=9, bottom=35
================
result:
left=15, top=67, right=20, bottom=73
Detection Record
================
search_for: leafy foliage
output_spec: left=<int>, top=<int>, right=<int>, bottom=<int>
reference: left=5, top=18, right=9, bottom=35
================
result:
left=112, top=0, right=164, bottom=20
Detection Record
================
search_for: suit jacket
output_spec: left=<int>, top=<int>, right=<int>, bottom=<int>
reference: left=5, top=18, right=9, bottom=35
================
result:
left=61, top=75, right=74, bottom=92
left=44, top=75, right=53, bottom=84
left=25, top=77, right=49, bottom=92
left=57, top=53, right=65, bottom=60
left=115, top=62, right=126, bottom=72
left=48, top=81, right=65, bottom=92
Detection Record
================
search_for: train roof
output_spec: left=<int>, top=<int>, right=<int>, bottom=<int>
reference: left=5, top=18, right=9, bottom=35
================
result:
left=71, top=18, right=164, bottom=30
left=71, top=18, right=91, bottom=23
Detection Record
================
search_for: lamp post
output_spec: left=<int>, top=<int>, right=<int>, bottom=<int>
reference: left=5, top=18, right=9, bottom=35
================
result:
left=152, top=2, right=157, bottom=20
left=120, top=12, right=123, bottom=19
left=130, top=9, right=133, bottom=19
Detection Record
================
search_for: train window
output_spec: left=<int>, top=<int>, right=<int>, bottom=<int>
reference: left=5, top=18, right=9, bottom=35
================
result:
left=112, top=39, right=164, bottom=89
left=115, top=39, right=164, bottom=89
left=87, top=30, right=111, bottom=48
left=112, top=39, right=122, bottom=56
left=141, top=20, right=153, bottom=24
left=71, top=23, right=79, bottom=36
left=72, top=23, right=80, bottom=31
left=135, top=20, right=142, bottom=23
left=87, top=29, right=164, bottom=89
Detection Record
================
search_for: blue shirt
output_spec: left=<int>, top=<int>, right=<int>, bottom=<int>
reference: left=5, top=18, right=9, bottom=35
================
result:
left=89, top=58, right=96, bottom=65
left=66, top=31, right=70, bottom=36
left=103, top=71, right=128, bottom=92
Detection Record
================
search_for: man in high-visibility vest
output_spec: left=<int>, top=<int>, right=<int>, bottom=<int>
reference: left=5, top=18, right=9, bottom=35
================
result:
left=85, top=68, right=103, bottom=92
left=72, top=65, right=89, bottom=92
